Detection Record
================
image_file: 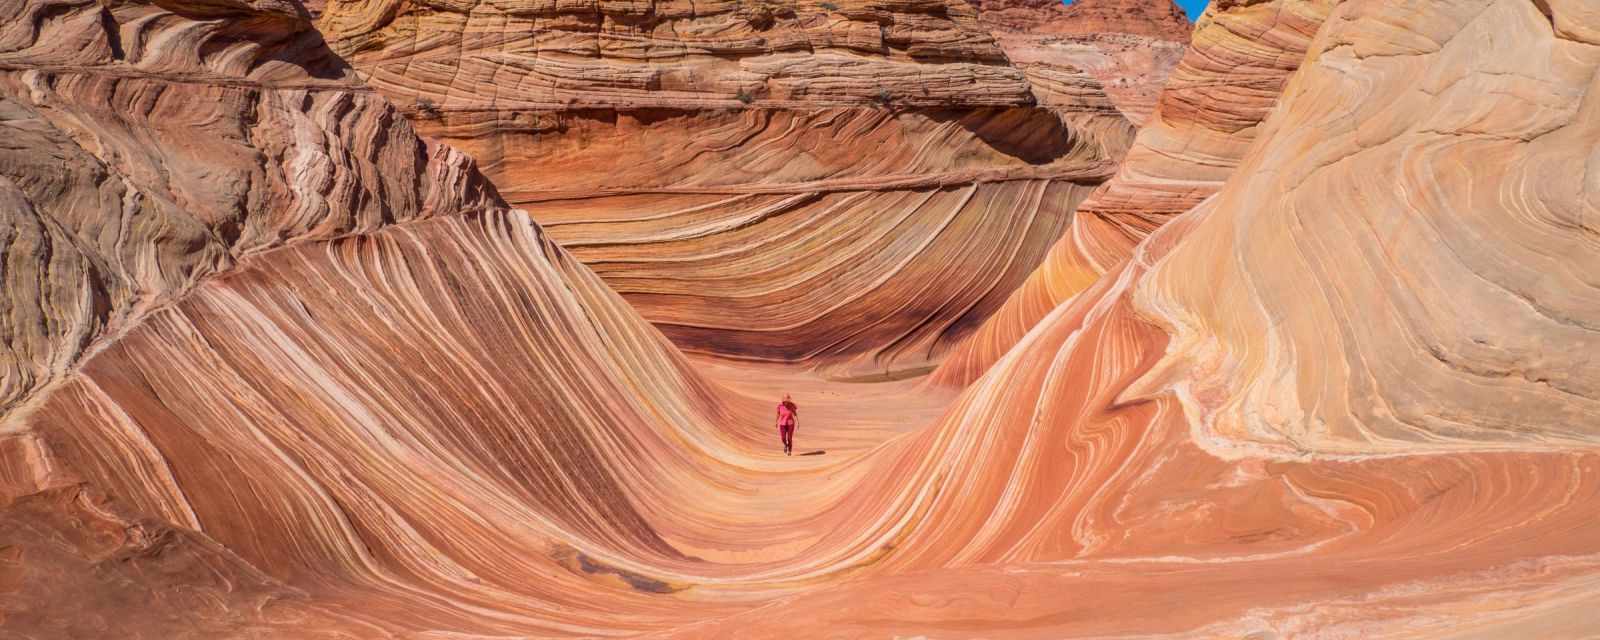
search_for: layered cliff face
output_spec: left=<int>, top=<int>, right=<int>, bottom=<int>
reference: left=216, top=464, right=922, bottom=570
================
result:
left=320, top=0, right=1032, bottom=109
left=692, top=0, right=1600, bottom=634
left=315, top=0, right=1137, bottom=379
left=934, top=0, right=1331, bottom=384
left=969, top=0, right=1191, bottom=39
left=0, top=1, right=732, bottom=634
left=5, top=0, right=1600, bottom=637
left=1136, top=0, right=1600, bottom=454
left=970, top=0, right=1191, bottom=125
left=0, top=1, right=503, bottom=633
left=0, top=1, right=500, bottom=416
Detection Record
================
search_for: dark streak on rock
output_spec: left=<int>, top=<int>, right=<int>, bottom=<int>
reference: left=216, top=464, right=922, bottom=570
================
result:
left=575, top=552, right=677, bottom=594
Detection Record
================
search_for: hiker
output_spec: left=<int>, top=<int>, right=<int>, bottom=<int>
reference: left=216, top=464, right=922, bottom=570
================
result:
left=776, top=394, right=798, bottom=455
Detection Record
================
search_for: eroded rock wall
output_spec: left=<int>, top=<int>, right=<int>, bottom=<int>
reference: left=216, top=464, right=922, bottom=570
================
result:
left=3, top=0, right=1598, bottom=637
left=0, top=0, right=498, bottom=414
left=934, top=0, right=1334, bottom=385
left=316, top=0, right=1140, bottom=379
left=970, top=0, right=1191, bottom=124
left=1134, top=0, right=1600, bottom=453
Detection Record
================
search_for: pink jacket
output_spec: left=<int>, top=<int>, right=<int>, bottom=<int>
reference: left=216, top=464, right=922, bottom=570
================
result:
left=776, top=401, right=797, bottom=428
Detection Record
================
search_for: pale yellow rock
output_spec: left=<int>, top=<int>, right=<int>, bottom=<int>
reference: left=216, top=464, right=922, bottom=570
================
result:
left=1133, top=0, right=1600, bottom=454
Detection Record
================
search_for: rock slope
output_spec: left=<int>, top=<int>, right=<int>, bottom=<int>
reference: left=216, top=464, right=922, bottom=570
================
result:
left=695, top=1, right=1600, bottom=634
left=970, top=0, right=1191, bottom=124
left=0, top=1, right=774, bottom=635
left=2, top=0, right=1599, bottom=637
left=934, top=0, right=1332, bottom=384
left=1138, top=0, right=1600, bottom=454
left=0, top=0, right=499, bottom=415
left=970, top=0, right=1191, bottom=39
left=316, top=0, right=1139, bottom=379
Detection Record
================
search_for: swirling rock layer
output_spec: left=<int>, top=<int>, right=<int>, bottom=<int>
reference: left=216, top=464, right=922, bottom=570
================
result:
left=522, top=180, right=1093, bottom=378
left=30, top=212, right=754, bottom=636
left=934, top=0, right=1333, bottom=385
left=970, top=0, right=1191, bottom=125
left=1135, top=0, right=1600, bottom=453
left=969, top=0, right=1192, bottom=40
left=992, top=31, right=1188, bottom=125
left=319, top=0, right=1032, bottom=109
left=0, top=0, right=498, bottom=414
left=316, top=0, right=1140, bottom=377
left=4, top=0, right=1600, bottom=637
left=666, top=207, right=1600, bottom=637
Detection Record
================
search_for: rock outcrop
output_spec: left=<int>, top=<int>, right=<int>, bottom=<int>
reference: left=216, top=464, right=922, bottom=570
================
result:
left=971, top=0, right=1192, bottom=40
left=934, top=0, right=1331, bottom=384
left=4, top=0, right=1600, bottom=637
left=697, top=2, right=1600, bottom=634
left=1137, top=0, right=1600, bottom=454
left=970, top=0, right=1191, bottom=124
left=321, top=0, right=1036, bottom=109
left=316, top=0, right=1138, bottom=379
left=0, top=0, right=501, bottom=416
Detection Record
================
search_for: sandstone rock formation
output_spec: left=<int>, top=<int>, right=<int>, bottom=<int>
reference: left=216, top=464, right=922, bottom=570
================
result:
left=970, top=0, right=1191, bottom=125
left=691, top=2, right=1600, bottom=634
left=321, top=0, right=1033, bottom=109
left=1136, top=0, right=1600, bottom=454
left=315, top=0, right=1138, bottom=379
left=4, top=0, right=1600, bottom=637
left=971, top=0, right=1192, bottom=40
left=934, top=0, right=1331, bottom=384
left=0, top=0, right=500, bottom=415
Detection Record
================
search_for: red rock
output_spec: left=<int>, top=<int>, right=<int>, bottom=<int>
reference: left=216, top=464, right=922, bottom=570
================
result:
left=970, top=0, right=1191, bottom=125
left=317, top=0, right=1143, bottom=379
left=2, top=0, right=1598, bottom=637
left=934, top=0, right=1332, bottom=385
left=971, top=0, right=1192, bottom=40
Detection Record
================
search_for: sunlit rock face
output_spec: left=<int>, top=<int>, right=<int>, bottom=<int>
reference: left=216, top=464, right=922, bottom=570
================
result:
left=315, top=0, right=1146, bottom=379
left=0, top=0, right=499, bottom=416
left=689, top=1, right=1600, bottom=634
left=969, top=0, right=1190, bottom=39
left=28, top=211, right=772, bottom=636
left=970, top=0, right=1191, bottom=125
left=674, top=205, right=1600, bottom=638
left=0, top=1, right=509, bottom=634
left=933, top=0, right=1333, bottom=385
left=320, top=0, right=1035, bottom=109
left=1135, top=0, right=1600, bottom=454
left=4, top=0, right=1600, bottom=637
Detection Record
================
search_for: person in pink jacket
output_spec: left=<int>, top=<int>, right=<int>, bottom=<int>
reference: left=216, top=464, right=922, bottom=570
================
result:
left=776, top=394, right=798, bottom=455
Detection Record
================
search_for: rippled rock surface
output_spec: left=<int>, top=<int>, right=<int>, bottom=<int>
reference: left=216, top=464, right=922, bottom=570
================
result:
left=316, top=0, right=1143, bottom=379
left=934, top=0, right=1332, bottom=385
left=971, top=0, right=1191, bottom=124
left=3, top=0, right=1599, bottom=637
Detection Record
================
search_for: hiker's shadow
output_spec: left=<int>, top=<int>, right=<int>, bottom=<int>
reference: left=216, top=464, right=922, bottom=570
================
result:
left=798, top=450, right=826, bottom=456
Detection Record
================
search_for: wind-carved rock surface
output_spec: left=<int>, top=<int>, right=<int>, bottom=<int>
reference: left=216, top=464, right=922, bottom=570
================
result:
left=4, top=0, right=1600, bottom=637
left=971, top=0, right=1192, bottom=39
left=317, top=0, right=1140, bottom=379
left=0, top=2, right=512, bottom=633
left=703, top=1, right=1600, bottom=634
left=1136, top=0, right=1600, bottom=454
left=320, top=0, right=1036, bottom=109
left=934, top=0, right=1331, bottom=385
left=970, top=0, right=1191, bottom=125
left=0, top=0, right=499, bottom=415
